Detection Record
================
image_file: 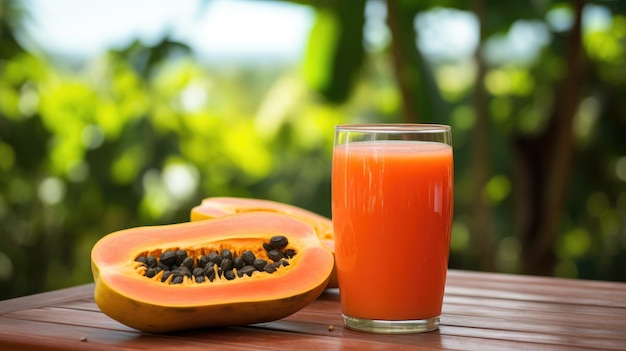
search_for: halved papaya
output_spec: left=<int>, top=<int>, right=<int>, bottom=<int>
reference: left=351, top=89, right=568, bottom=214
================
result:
left=190, top=197, right=338, bottom=288
left=91, top=212, right=334, bottom=333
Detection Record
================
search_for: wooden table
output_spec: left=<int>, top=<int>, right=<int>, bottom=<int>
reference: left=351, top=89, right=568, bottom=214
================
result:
left=1, top=270, right=624, bottom=350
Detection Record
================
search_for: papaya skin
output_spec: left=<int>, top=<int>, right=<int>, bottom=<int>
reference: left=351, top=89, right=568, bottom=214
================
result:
left=190, top=197, right=338, bottom=289
left=91, top=212, right=334, bottom=333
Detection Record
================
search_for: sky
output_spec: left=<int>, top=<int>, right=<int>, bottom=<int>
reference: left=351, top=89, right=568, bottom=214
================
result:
left=21, top=0, right=483, bottom=64
left=22, top=0, right=315, bottom=61
left=20, top=0, right=613, bottom=66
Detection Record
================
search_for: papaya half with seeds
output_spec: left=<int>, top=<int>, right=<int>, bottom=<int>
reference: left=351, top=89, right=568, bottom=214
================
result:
left=190, top=197, right=338, bottom=288
left=91, top=212, right=334, bottom=333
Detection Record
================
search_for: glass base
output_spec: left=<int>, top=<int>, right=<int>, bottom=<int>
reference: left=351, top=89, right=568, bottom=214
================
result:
left=343, top=314, right=440, bottom=334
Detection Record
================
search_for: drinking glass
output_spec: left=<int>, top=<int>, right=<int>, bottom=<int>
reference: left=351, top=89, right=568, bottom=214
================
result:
left=331, top=124, right=454, bottom=333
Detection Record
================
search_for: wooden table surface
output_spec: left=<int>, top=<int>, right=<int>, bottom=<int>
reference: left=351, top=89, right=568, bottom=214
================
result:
left=1, top=269, right=624, bottom=351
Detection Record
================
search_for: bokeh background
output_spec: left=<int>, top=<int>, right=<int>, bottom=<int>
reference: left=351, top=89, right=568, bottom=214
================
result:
left=1, top=0, right=625, bottom=300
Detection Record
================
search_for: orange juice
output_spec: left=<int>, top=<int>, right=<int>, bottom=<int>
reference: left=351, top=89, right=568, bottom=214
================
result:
left=332, top=140, right=453, bottom=321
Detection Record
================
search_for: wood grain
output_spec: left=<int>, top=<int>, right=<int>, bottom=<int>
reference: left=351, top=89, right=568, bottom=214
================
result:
left=1, top=270, right=624, bottom=350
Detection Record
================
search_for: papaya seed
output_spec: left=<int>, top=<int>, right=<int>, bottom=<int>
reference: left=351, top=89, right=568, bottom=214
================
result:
left=198, top=255, right=209, bottom=268
left=206, top=268, right=216, bottom=282
left=176, top=266, right=192, bottom=278
left=274, top=260, right=289, bottom=268
left=162, top=271, right=172, bottom=282
left=263, top=263, right=276, bottom=274
left=221, top=249, right=233, bottom=260
left=204, top=265, right=214, bottom=276
left=137, top=236, right=296, bottom=285
left=224, top=270, right=236, bottom=280
left=269, top=235, right=289, bottom=249
left=192, top=267, right=204, bottom=278
left=220, top=258, right=233, bottom=272
left=145, top=268, right=156, bottom=278
left=175, top=249, right=188, bottom=266
left=160, top=250, right=176, bottom=266
left=284, top=249, right=296, bottom=259
left=233, top=257, right=244, bottom=270
left=262, top=242, right=273, bottom=252
left=238, top=265, right=256, bottom=277
left=241, top=251, right=255, bottom=265
left=267, top=249, right=285, bottom=262
left=253, top=258, right=268, bottom=271
left=146, top=255, right=157, bottom=268
left=207, top=252, right=222, bottom=266
left=181, top=257, right=194, bottom=270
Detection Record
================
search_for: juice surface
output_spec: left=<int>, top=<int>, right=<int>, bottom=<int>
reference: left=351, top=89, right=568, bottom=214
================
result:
left=332, top=140, right=453, bottom=320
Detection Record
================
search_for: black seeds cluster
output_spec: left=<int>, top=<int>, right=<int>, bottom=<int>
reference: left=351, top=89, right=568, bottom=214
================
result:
left=134, top=235, right=295, bottom=285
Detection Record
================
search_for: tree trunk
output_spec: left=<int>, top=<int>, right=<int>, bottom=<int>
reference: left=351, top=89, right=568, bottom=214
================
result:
left=470, top=0, right=496, bottom=272
left=385, top=1, right=439, bottom=123
left=516, top=0, right=584, bottom=276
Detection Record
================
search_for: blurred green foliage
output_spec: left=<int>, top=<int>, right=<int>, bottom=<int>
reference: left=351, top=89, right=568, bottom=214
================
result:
left=1, top=0, right=626, bottom=300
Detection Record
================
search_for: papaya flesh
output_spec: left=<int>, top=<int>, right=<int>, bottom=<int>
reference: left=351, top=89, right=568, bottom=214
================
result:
left=91, top=212, right=334, bottom=333
left=190, top=197, right=338, bottom=288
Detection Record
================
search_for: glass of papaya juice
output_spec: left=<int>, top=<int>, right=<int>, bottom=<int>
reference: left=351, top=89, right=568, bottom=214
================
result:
left=331, top=124, right=454, bottom=334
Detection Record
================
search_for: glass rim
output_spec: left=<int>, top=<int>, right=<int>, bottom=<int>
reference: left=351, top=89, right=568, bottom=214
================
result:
left=335, top=123, right=450, bottom=133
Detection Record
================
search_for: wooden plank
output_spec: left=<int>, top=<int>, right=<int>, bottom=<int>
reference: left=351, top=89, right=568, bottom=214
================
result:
left=0, top=315, right=461, bottom=351
left=444, top=284, right=626, bottom=308
left=53, top=299, right=101, bottom=312
left=257, top=320, right=592, bottom=351
left=0, top=284, right=93, bottom=314
left=446, top=270, right=626, bottom=307
left=0, top=300, right=483, bottom=350
left=265, top=293, right=626, bottom=350
left=285, top=303, right=626, bottom=339
left=305, top=289, right=626, bottom=332
left=441, top=315, right=625, bottom=349
left=2, top=271, right=625, bottom=351
left=0, top=317, right=249, bottom=351
left=283, top=307, right=625, bottom=350
left=440, top=324, right=626, bottom=351
left=446, top=269, right=626, bottom=295
left=5, top=307, right=136, bottom=332
left=442, top=303, right=626, bottom=332
left=443, top=295, right=626, bottom=318
left=172, top=326, right=444, bottom=351
left=1, top=293, right=599, bottom=351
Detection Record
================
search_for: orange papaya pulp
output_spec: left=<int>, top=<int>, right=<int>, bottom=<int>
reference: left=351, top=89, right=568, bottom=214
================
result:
left=91, top=212, right=334, bottom=332
left=190, top=197, right=338, bottom=288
